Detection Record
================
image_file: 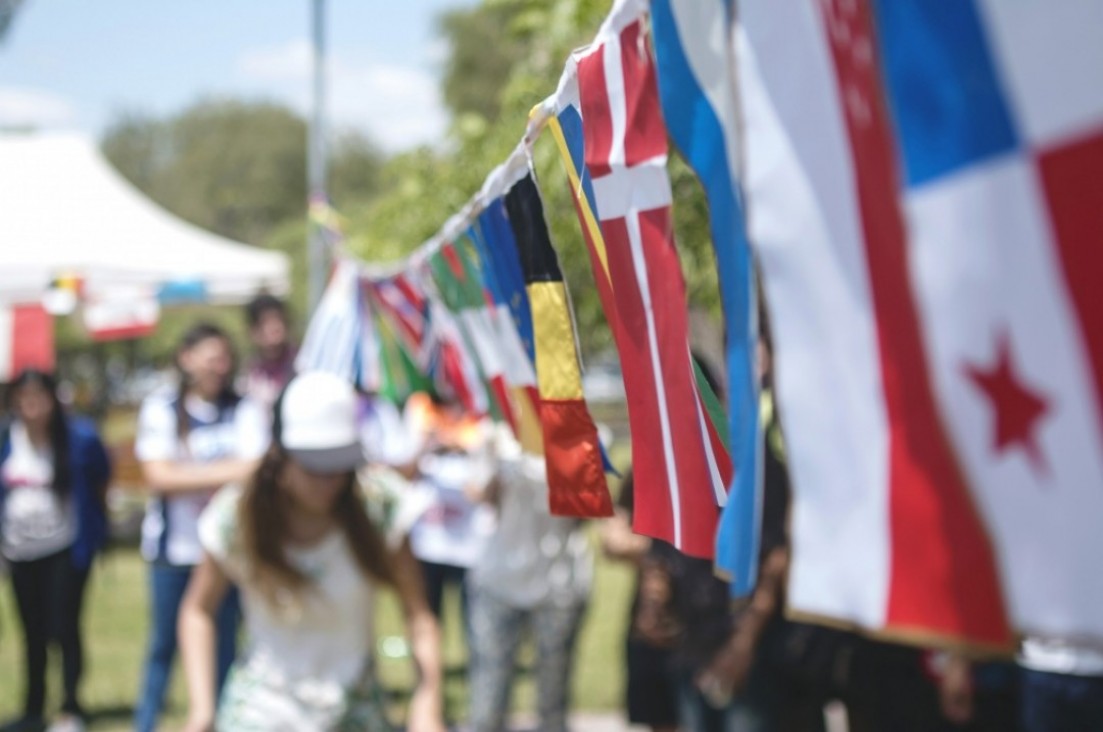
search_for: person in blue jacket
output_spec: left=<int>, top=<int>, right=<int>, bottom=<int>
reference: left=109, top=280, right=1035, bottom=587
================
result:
left=0, top=369, right=111, bottom=732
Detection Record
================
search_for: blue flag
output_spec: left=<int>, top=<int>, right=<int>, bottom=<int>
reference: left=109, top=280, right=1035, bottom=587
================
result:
left=651, top=0, right=761, bottom=595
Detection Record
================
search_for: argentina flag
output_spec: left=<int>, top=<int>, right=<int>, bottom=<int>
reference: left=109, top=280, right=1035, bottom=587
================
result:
left=650, top=0, right=762, bottom=595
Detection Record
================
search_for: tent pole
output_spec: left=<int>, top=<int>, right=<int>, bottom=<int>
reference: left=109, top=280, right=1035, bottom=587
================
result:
left=307, top=0, right=328, bottom=313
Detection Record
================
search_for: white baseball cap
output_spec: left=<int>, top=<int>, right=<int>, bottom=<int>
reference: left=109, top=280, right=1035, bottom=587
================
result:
left=278, top=371, right=364, bottom=474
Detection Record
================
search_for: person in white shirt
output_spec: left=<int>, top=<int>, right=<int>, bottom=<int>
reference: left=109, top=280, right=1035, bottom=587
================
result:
left=178, top=371, right=445, bottom=732
left=403, top=391, right=495, bottom=627
left=466, top=425, right=592, bottom=732
left=132, top=322, right=268, bottom=732
left=0, top=370, right=111, bottom=732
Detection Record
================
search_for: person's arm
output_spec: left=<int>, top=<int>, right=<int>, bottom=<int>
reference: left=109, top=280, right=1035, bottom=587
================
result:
left=178, top=553, right=231, bottom=732
left=600, top=507, right=651, bottom=563
left=696, top=546, right=790, bottom=702
left=142, top=457, right=260, bottom=496
left=390, top=541, right=445, bottom=732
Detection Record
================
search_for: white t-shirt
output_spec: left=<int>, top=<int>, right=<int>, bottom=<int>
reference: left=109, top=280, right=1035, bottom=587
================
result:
left=1, top=422, right=76, bottom=562
left=136, top=391, right=268, bottom=566
left=408, top=449, right=496, bottom=569
left=199, top=485, right=379, bottom=700
left=469, top=427, right=592, bottom=609
left=1020, top=637, right=1103, bottom=677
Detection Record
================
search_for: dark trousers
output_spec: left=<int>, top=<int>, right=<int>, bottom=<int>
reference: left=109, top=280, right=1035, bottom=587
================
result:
left=419, top=560, right=469, bottom=626
left=133, top=562, right=240, bottom=732
left=9, top=547, right=91, bottom=719
left=1021, top=668, right=1103, bottom=732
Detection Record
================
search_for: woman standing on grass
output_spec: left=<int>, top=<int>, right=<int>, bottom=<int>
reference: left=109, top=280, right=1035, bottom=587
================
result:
left=133, top=323, right=269, bottom=732
left=0, top=369, right=111, bottom=732
left=178, top=371, right=445, bottom=731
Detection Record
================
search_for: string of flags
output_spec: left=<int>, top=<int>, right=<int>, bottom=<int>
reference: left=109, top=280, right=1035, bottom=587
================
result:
left=298, top=0, right=1103, bottom=652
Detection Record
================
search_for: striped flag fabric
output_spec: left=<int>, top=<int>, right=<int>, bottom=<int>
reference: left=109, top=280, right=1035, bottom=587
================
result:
left=650, top=0, right=762, bottom=594
left=739, top=0, right=1103, bottom=646
left=550, top=0, right=732, bottom=558
left=428, top=242, right=517, bottom=431
left=504, top=174, right=614, bottom=518
left=368, top=272, right=432, bottom=369
left=417, top=265, right=489, bottom=416
left=467, top=206, right=545, bottom=455
left=0, top=303, right=53, bottom=382
left=296, top=259, right=381, bottom=391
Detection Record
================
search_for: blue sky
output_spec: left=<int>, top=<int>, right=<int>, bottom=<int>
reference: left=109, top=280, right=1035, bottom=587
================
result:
left=0, top=0, right=476, bottom=151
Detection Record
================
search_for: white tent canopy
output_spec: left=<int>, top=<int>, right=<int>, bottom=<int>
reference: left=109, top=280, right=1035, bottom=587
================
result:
left=0, top=133, right=290, bottom=305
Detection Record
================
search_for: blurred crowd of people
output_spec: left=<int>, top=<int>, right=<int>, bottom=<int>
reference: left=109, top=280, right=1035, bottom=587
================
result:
left=0, top=295, right=1100, bottom=732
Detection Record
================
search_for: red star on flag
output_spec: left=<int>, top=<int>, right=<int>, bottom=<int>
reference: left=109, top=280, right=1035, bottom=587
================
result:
left=965, top=332, right=1051, bottom=475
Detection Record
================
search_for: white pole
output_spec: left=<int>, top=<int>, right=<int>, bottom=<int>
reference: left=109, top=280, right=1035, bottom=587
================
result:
left=307, top=0, right=328, bottom=312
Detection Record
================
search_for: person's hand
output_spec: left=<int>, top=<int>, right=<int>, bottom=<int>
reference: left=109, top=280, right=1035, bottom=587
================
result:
left=695, top=635, right=754, bottom=708
left=939, top=654, right=975, bottom=726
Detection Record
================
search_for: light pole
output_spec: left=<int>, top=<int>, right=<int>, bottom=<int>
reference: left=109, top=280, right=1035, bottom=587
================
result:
left=307, top=0, right=328, bottom=312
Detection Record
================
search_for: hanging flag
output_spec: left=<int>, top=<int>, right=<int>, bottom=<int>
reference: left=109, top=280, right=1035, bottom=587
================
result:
left=375, top=311, right=432, bottom=404
left=650, top=0, right=762, bottom=594
left=468, top=210, right=545, bottom=454
left=730, top=0, right=1103, bottom=647
left=297, top=259, right=380, bottom=391
left=417, top=265, right=489, bottom=416
left=427, top=242, right=517, bottom=431
left=0, top=304, right=53, bottom=381
left=368, top=272, right=432, bottom=369
left=550, top=0, right=731, bottom=557
left=504, top=174, right=614, bottom=518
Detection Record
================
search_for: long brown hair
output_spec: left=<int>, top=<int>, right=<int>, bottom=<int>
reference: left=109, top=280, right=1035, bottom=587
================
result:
left=238, top=444, right=395, bottom=606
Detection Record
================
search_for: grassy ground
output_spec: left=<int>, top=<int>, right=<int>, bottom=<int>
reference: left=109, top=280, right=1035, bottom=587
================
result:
left=0, top=532, right=634, bottom=730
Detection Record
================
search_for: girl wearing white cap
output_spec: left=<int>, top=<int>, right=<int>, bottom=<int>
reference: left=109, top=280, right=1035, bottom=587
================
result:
left=178, top=370, right=445, bottom=732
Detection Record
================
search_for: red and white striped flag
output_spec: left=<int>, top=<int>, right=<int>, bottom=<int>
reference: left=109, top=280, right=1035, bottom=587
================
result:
left=570, top=0, right=732, bottom=558
left=740, top=0, right=1103, bottom=646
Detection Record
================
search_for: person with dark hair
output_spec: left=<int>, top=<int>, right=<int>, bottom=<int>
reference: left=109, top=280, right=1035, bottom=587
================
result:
left=601, top=469, right=680, bottom=732
left=133, top=323, right=269, bottom=732
left=0, top=369, right=111, bottom=732
left=242, top=294, right=296, bottom=415
left=466, top=425, right=592, bottom=732
left=178, top=371, right=444, bottom=731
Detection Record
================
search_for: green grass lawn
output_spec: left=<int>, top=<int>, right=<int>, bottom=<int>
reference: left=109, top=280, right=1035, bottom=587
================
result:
left=0, top=532, right=634, bottom=730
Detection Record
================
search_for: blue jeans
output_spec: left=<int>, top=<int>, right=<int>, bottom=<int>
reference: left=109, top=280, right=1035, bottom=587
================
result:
left=1021, top=668, right=1103, bottom=732
left=133, top=563, right=240, bottom=732
left=675, top=654, right=779, bottom=732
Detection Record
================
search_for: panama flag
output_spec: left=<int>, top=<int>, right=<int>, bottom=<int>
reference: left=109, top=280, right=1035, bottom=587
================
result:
left=740, top=0, right=1103, bottom=646
left=650, top=0, right=761, bottom=594
left=551, top=0, right=733, bottom=558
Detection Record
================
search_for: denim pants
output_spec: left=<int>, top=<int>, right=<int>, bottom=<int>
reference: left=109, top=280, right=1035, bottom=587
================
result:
left=1021, top=668, right=1103, bottom=732
left=467, top=587, right=585, bottom=732
left=133, top=562, right=240, bottom=732
left=9, top=548, right=90, bottom=719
